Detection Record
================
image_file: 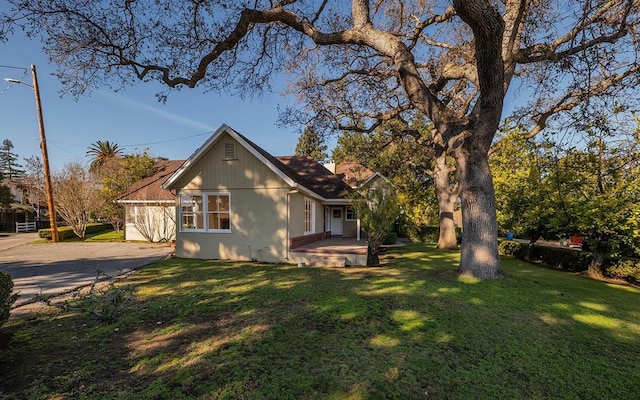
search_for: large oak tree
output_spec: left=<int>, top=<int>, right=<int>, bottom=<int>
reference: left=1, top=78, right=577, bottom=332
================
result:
left=3, top=1, right=638, bottom=278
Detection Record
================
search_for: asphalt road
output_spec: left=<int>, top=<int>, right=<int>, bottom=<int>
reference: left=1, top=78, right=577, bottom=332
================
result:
left=0, top=233, right=173, bottom=307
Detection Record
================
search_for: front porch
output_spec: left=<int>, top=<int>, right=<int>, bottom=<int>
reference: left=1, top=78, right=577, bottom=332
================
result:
left=289, top=237, right=368, bottom=267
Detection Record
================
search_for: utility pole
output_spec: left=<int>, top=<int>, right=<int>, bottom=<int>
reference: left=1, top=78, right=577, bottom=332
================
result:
left=30, top=65, right=58, bottom=242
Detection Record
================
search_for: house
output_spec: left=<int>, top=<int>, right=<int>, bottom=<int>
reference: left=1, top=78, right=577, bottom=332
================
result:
left=329, top=160, right=391, bottom=191
left=162, top=124, right=387, bottom=266
left=116, top=159, right=184, bottom=242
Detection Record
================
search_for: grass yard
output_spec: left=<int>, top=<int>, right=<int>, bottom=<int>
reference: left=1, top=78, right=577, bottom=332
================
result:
left=1, top=243, right=639, bottom=399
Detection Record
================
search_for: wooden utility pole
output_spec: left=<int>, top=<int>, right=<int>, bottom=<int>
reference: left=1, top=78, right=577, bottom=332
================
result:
left=30, top=65, right=58, bottom=242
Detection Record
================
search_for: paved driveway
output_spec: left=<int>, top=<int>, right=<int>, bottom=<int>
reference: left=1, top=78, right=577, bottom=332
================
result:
left=0, top=233, right=173, bottom=307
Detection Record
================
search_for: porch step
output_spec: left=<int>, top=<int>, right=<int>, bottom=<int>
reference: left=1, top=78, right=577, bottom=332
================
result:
left=301, top=255, right=347, bottom=268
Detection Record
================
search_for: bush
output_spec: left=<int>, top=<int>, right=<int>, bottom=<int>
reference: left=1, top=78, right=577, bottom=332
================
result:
left=383, top=232, right=398, bottom=245
left=528, top=246, right=594, bottom=272
left=39, top=223, right=111, bottom=241
left=405, top=224, right=461, bottom=244
left=604, top=259, right=640, bottom=285
left=497, top=240, right=523, bottom=257
left=1, top=271, right=19, bottom=327
left=498, top=240, right=593, bottom=272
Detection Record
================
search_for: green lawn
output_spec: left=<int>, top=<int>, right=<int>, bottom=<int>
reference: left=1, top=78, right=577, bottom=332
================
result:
left=1, top=243, right=639, bottom=399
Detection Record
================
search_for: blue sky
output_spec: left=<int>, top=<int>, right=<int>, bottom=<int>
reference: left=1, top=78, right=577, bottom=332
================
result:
left=0, top=26, right=305, bottom=171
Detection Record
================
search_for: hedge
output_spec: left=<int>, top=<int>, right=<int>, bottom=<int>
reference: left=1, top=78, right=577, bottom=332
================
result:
left=498, top=240, right=594, bottom=272
left=404, top=225, right=462, bottom=244
left=39, top=223, right=111, bottom=241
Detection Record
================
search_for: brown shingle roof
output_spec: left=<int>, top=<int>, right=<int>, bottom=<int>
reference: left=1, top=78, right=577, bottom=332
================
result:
left=335, top=161, right=375, bottom=188
left=116, top=159, right=184, bottom=202
left=276, top=156, right=353, bottom=199
left=233, top=130, right=352, bottom=199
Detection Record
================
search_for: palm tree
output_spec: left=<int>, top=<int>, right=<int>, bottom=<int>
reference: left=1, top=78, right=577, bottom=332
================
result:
left=86, top=140, right=124, bottom=172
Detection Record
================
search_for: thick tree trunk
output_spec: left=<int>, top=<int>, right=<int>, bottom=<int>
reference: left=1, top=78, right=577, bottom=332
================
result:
left=456, top=146, right=505, bottom=279
left=433, top=146, right=459, bottom=249
left=367, top=245, right=380, bottom=266
left=437, top=202, right=458, bottom=249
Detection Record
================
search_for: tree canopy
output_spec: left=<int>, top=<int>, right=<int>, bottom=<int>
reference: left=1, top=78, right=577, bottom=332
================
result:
left=492, top=113, right=640, bottom=259
left=0, top=139, right=24, bottom=180
left=95, top=150, right=158, bottom=232
left=86, top=140, right=124, bottom=172
left=294, top=126, right=328, bottom=163
left=3, top=1, right=639, bottom=278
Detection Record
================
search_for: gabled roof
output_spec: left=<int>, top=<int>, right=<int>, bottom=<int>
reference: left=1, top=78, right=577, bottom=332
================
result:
left=162, top=124, right=352, bottom=201
left=336, top=161, right=391, bottom=189
left=116, top=159, right=184, bottom=203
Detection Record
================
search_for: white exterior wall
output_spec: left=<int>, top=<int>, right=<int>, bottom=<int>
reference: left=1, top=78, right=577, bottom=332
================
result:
left=125, top=204, right=176, bottom=242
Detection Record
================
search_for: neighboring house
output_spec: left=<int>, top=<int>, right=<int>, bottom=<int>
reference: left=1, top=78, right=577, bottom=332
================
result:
left=162, top=124, right=392, bottom=266
left=330, top=160, right=391, bottom=191
left=116, top=159, right=184, bottom=242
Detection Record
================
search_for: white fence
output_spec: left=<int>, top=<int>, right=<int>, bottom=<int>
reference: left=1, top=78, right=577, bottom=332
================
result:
left=16, top=221, right=37, bottom=233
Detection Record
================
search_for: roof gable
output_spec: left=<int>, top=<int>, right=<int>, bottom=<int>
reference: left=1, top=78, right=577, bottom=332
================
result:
left=163, top=124, right=295, bottom=191
left=335, top=161, right=391, bottom=189
left=162, top=124, right=352, bottom=200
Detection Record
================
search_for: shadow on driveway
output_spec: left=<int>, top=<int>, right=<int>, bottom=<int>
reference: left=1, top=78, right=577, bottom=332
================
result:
left=0, top=233, right=173, bottom=307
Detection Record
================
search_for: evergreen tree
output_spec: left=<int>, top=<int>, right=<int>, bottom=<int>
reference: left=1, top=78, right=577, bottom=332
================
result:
left=294, top=126, right=328, bottom=163
left=0, top=139, right=24, bottom=180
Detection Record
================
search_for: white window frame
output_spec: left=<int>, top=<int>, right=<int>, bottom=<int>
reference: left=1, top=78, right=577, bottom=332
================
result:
left=304, top=198, right=315, bottom=235
left=179, top=192, right=231, bottom=233
left=345, top=206, right=357, bottom=221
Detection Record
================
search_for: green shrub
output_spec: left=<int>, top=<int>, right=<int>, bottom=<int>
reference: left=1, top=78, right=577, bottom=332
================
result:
left=39, top=223, right=111, bottom=241
left=1, top=271, right=19, bottom=327
left=498, top=240, right=522, bottom=257
left=383, top=232, right=398, bottom=245
left=604, top=259, right=640, bottom=284
left=499, top=240, right=593, bottom=272
left=528, top=246, right=593, bottom=272
left=405, top=224, right=461, bottom=244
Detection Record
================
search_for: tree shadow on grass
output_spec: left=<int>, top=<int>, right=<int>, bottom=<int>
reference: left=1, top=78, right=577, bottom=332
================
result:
left=1, top=245, right=639, bottom=399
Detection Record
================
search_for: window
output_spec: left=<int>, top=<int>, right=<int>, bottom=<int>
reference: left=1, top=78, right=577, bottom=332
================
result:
left=180, top=193, right=230, bottom=232
left=304, top=198, right=315, bottom=234
left=346, top=206, right=357, bottom=221
left=208, top=194, right=230, bottom=230
left=224, top=141, right=237, bottom=160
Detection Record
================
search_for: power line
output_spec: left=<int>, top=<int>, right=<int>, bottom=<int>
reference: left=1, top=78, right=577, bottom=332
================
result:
left=0, top=69, right=29, bottom=96
left=0, top=65, right=28, bottom=71
left=48, top=130, right=213, bottom=149
left=122, top=130, right=213, bottom=147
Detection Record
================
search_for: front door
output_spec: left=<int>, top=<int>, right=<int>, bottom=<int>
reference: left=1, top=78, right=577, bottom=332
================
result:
left=331, top=207, right=343, bottom=236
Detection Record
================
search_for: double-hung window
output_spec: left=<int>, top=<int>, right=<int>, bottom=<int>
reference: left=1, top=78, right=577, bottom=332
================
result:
left=304, top=198, right=315, bottom=234
left=180, top=192, right=231, bottom=232
left=345, top=206, right=357, bottom=221
left=207, top=194, right=231, bottom=230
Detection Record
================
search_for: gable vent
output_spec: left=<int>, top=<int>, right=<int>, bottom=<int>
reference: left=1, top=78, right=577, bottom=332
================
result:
left=224, top=141, right=237, bottom=160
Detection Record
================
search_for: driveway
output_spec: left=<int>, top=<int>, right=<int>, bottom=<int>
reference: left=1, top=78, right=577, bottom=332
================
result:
left=0, top=233, right=173, bottom=307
